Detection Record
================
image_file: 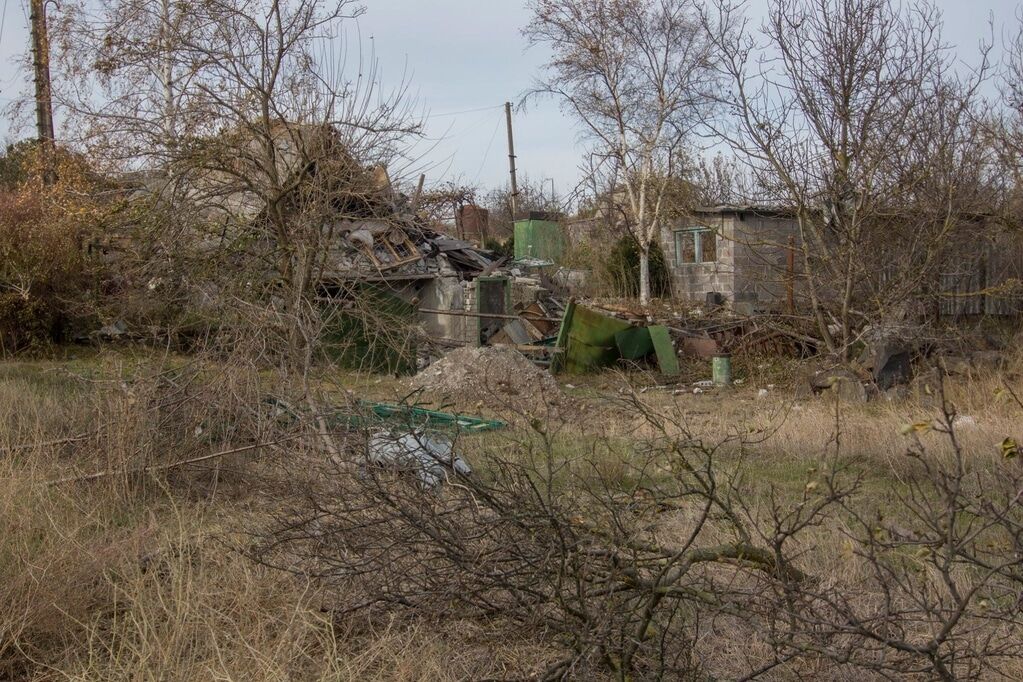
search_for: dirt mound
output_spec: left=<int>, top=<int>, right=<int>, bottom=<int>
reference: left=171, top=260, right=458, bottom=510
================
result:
left=408, top=346, right=567, bottom=415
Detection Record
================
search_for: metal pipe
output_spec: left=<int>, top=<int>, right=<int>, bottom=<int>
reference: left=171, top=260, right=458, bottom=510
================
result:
left=417, top=307, right=562, bottom=323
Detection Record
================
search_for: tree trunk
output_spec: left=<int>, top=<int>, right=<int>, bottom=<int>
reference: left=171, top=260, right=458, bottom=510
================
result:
left=638, top=243, right=651, bottom=305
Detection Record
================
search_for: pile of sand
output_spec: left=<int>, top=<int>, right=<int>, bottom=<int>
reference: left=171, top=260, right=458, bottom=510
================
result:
left=408, top=346, right=567, bottom=414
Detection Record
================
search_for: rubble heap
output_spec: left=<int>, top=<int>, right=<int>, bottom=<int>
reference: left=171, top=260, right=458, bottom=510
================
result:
left=408, top=345, right=566, bottom=413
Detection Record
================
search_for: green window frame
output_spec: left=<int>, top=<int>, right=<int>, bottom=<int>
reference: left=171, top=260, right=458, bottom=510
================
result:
left=674, top=228, right=716, bottom=265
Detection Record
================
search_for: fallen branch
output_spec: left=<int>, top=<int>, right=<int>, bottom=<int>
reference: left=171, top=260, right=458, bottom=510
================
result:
left=2, top=432, right=95, bottom=452
left=45, top=436, right=304, bottom=486
left=762, top=322, right=823, bottom=349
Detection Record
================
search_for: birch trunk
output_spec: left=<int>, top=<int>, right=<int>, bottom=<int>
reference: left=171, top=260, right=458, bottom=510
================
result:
left=638, top=243, right=651, bottom=305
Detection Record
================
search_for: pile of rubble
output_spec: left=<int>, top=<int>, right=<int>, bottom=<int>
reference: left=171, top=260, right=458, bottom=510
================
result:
left=408, top=345, right=567, bottom=413
left=322, top=209, right=495, bottom=282
left=577, top=298, right=820, bottom=360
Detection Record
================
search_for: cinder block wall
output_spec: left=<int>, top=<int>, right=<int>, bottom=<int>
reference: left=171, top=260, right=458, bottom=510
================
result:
left=659, top=213, right=736, bottom=302
left=659, top=210, right=800, bottom=307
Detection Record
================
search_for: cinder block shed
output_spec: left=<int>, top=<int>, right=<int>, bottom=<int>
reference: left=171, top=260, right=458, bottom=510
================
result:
left=659, top=206, right=799, bottom=309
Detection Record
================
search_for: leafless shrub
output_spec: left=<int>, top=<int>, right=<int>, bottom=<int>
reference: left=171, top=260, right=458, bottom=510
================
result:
left=705, top=0, right=1000, bottom=355
left=250, top=389, right=834, bottom=679
left=245, top=376, right=1023, bottom=680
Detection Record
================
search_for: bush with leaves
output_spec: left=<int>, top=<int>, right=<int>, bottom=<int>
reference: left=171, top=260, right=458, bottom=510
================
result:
left=603, top=235, right=671, bottom=299
left=0, top=142, right=107, bottom=352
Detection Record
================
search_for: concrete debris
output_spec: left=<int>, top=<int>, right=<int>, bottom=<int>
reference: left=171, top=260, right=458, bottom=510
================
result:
left=408, top=346, right=566, bottom=413
left=810, top=367, right=869, bottom=402
left=952, top=415, right=978, bottom=429
left=859, top=332, right=913, bottom=389
left=938, top=355, right=973, bottom=375
left=884, top=385, right=910, bottom=402
left=970, top=351, right=1007, bottom=371
left=834, top=377, right=869, bottom=402
left=93, top=319, right=129, bottom=340
left=366, top=430, right=471, bottom=489
left=936, top=351, right=1006, bottom=377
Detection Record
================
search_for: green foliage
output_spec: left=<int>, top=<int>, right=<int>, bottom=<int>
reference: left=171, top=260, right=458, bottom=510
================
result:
left=604, top=235, right=670, bottom=299
left=320, top=284, right=418, bottom=375
left=483, top=235, right=514, bottom=260
left=0, top=293, right=64, bottom=353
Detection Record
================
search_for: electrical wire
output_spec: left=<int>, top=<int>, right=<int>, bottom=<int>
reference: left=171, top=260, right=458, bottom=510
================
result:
left=472, top=110, right=503, bottom=185
left=423, top=103, right=502, bottom=120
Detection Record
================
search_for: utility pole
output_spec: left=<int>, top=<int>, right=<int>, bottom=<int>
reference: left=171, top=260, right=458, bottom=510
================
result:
left=504, top=101, right=519, bottom=219
left=30, top=0, right=57, bottom=186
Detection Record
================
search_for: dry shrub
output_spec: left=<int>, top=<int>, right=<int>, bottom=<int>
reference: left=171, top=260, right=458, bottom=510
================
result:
left=0, top=357, right=299, bottom=678
left=3, top=340, right=1023, bottom=680
left=0, top=472, right=155, bottom=679
left=250, top=374, right=1023, bottom=681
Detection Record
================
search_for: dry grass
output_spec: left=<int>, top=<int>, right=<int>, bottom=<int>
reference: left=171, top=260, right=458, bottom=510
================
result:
left=1, top=347, right=1021, bottom=680
left=0, top=359, right=546, bottom=681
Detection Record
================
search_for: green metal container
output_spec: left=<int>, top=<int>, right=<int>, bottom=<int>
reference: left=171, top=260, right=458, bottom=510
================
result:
left=712, top=353, right=732, bottom=386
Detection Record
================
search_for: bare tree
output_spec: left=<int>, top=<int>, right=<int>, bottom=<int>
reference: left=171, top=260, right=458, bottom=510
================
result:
left=525, top=0, right=721, bottom=304
left=704, top=0, right=993, bottom=356
left=51, top=0, right=208, bottom=169
left=984, top=13, right=1023, bottom=226
left=484, top=174, right=565, bottom=240
left=53, top=0, right=423, bottom=365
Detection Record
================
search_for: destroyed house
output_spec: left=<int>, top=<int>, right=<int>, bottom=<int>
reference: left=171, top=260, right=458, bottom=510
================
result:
left=111, top=122, right=566, bottom=368
left=659, top=205, right=799, bottom=309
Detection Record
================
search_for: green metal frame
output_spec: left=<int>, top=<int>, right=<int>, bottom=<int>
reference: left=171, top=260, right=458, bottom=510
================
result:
left=358, top=401, right=506, bottom=432
left=475, top=276, right=512, bottom=346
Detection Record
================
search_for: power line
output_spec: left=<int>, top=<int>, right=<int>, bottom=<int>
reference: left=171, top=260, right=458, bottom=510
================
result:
left=473, top=110, right=503, bottom=185
left=423, top=104, right=502, bottom=120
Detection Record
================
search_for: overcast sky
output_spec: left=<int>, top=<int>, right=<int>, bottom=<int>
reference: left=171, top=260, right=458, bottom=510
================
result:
left=0, top=0, right=1020, bottom=196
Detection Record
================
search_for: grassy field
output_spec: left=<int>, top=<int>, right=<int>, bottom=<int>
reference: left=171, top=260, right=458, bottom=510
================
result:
left=1, top=346, right=1021, bottom=680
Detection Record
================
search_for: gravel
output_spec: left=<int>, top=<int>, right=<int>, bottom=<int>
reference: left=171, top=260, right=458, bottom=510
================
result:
left=408, top=346, right=567, bottom=414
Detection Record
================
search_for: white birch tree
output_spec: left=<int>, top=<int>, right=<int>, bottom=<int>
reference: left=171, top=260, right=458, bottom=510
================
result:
left=525, top=0, right=721, bottom=304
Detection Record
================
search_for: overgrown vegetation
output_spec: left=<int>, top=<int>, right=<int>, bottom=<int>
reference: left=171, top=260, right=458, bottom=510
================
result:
left=2, top=0, right=1023, bottom=679
left=2, top=350, right=1023, bottom=680
left=0, top=143, right=106, bottom=352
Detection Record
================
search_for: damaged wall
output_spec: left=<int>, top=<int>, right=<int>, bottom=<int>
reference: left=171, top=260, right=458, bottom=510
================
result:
left=660, top=207, right=798, bottom=308
left=419, top=277, right=468, bottom=343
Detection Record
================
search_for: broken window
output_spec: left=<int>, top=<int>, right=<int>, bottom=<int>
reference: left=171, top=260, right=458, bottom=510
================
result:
left=674, top=228, right=716, bottom=264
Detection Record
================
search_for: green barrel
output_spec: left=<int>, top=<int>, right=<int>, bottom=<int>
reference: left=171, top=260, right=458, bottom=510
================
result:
left=712, top=353, right=732, bottom=386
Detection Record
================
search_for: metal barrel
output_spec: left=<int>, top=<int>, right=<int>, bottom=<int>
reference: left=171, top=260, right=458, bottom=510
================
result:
left=712, top=353, right=732, bottom=386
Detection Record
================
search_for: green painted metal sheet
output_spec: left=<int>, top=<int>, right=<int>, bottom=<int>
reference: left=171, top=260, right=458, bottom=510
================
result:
left=649, top=325, right=680, bottom=377
left=265, top=396, right=506, bottom=433
left=614, top=326, right=654, bottom=360
left=555, top=301, right=633, bottom=374
left=549, top=300, right=575, bottom=374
